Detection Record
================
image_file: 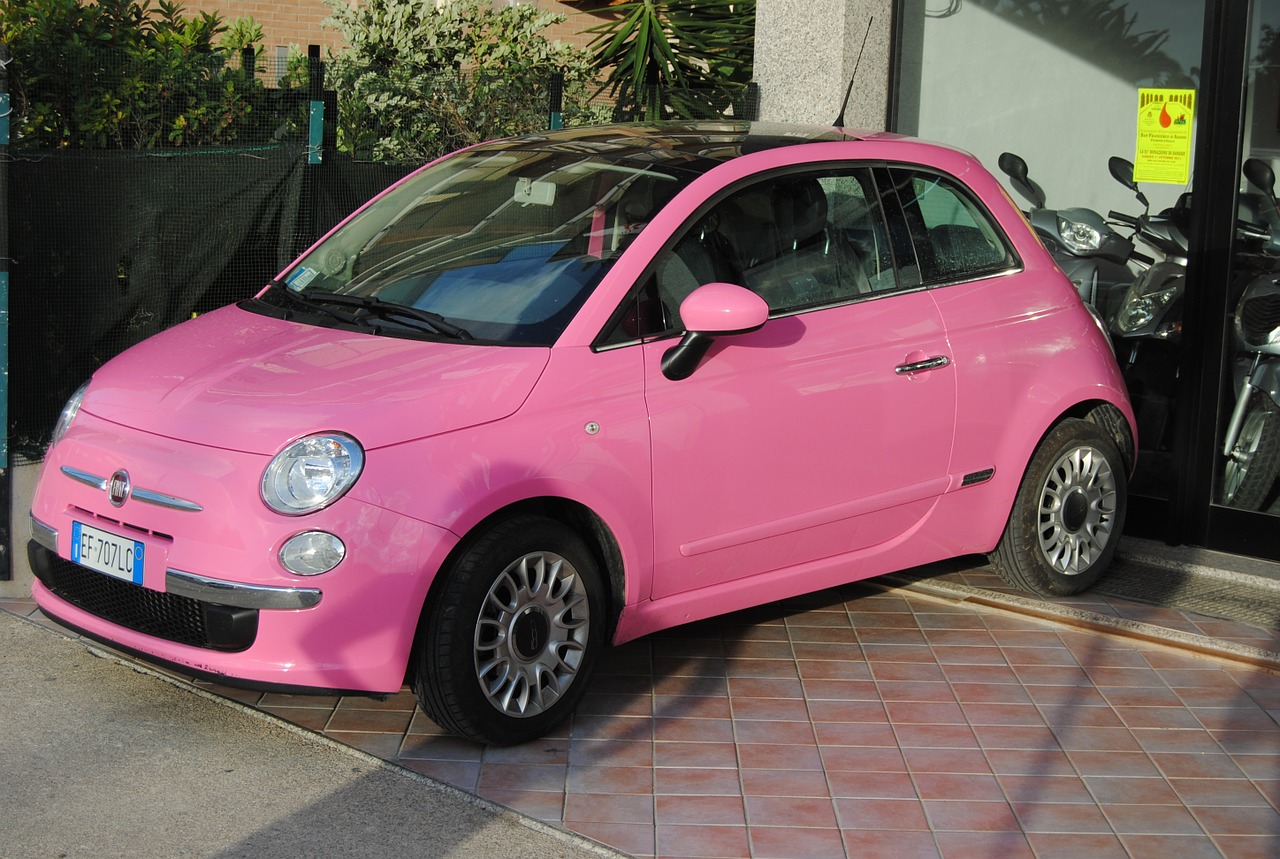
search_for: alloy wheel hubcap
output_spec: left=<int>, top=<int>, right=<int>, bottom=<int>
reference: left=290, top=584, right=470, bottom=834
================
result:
left=473, top=551, right=590, bottom=719
left=1038, top=444, right=1117, bottom=575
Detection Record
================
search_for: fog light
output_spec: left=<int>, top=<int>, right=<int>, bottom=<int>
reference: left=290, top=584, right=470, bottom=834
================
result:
left=280, top=531, right=346, bottom=576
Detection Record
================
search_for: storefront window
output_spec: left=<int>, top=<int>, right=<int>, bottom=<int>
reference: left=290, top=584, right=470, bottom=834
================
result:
left=894, top=0, right=1206, bottom=504
left=1215, top=0, right=1280, bottom=515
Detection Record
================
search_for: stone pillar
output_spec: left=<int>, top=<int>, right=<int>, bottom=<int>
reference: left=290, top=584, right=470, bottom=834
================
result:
left=753, top=0, right=894, bottom=130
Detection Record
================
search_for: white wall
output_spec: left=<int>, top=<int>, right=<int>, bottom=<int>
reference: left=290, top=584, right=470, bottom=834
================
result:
left=908, top=4, right=1188, bottom=217
left=754, top=0, right=1198, bottom=216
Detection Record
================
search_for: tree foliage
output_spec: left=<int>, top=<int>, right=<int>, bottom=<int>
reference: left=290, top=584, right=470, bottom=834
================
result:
left=587, top=0, right=756, bottom=121
left=0, top=0, right=275, bottom=149
left=323, top=0, right=602, bottom=162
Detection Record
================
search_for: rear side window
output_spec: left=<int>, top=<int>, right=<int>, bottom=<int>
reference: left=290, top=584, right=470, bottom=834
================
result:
left=885, top=168, right=1018, bottom=286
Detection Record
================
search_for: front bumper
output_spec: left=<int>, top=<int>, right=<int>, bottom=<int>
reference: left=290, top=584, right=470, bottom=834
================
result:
left=32, top=516, right=321, bottom=611
left=29, top=410, right=463, bottom=694
left=29, top=504, right=457, bottom=693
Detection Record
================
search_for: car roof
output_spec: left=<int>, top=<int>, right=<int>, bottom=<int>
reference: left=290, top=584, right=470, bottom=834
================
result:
left=475, top=121, right=885, bottom=175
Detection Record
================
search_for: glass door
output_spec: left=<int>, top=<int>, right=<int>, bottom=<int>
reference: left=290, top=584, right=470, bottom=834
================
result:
left=1203, top=0, right=1280, bottom=557
left=892, top=0, right=1206, bottom=518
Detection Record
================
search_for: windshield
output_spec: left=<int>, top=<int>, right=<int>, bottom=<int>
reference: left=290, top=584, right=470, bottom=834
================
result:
left=274, top=148, right=693, bottom=345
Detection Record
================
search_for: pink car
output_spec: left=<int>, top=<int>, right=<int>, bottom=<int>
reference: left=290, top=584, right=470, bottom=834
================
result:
left=28, top=123, right=1135, bottom=745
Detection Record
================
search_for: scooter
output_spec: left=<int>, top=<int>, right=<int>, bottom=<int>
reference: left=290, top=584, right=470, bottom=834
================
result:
left=1221, top=158, right=1280, bottom=510
left=998, top=152, right=1138, bottom=317
left=1105, top=156, right=1191, bottom=346
left=1104, top=157, right=1189, bottom=452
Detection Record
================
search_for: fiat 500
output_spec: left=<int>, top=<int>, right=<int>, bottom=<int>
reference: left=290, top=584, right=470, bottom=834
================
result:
left=29, top=122, right=1135, bottom=745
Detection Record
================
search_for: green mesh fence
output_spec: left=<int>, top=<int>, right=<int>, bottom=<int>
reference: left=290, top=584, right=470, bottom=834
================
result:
left=5, top=54, right=758, bottom=454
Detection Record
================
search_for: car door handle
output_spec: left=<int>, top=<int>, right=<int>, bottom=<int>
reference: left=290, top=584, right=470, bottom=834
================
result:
left=894, top=355, right=951, bottom=375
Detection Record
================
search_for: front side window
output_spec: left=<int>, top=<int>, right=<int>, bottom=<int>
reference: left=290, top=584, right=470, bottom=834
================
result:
left=649, top=167, right=901, bottom=330
left=263, top=149, right=694, bottom=345
left=886, top=168, right=1018, bottom=285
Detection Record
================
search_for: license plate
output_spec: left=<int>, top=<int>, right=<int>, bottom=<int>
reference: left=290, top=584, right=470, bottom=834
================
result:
left=71, top=521, right=145, bottom=585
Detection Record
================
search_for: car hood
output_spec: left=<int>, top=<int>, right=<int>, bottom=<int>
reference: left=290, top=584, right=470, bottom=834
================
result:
left=82, top=305, right=549, bottom=453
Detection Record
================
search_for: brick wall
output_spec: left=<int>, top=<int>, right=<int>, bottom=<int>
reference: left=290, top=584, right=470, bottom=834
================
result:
left=181, top=0, right=613, bottom=57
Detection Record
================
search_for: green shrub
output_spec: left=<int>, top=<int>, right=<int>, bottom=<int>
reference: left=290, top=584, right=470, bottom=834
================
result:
left=322, top=0, right=598, bottom=162
left=1, top=0, right=270, bottom=148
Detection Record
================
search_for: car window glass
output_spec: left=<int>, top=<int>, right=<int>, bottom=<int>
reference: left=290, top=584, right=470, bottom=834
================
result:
left=650, top=167, right=899, bottom=330
left=279, top=150, right=691, bottom=345
left=888, top=168, right=1017, bottom=285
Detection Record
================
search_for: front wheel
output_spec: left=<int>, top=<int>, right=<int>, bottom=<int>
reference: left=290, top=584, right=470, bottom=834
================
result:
left=1222, top=391, right=1280, bottom=511
left=989, top=418, right=1127, bottom=597
left=414, top=516, right=606, bottom=745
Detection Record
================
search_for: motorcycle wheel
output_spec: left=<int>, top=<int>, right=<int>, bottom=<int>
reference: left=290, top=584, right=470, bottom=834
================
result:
left=989, top=418, right=1126, bottom=597
left=1222, top=391, right=1280, bottom=511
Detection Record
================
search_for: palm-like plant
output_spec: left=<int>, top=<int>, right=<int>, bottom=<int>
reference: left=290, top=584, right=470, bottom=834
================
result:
left=587, top=0, right=755, bottom=122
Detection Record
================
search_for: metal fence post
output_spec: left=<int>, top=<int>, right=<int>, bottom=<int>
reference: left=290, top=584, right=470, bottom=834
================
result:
left=548, top=72, right=564, bottom=131
left=0, top=43, right=10, bottom=579
left=307, top=45, right=324, bottom=166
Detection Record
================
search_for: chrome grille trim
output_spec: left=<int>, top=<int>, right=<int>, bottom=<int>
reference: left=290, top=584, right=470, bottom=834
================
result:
left=60, top=466, right=204, bottom=512
left=61, top=466, right=106, bottom=491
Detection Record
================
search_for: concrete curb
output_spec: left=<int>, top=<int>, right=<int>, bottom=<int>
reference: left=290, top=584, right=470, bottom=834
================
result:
left=877, top=572, right=1280, bottom=673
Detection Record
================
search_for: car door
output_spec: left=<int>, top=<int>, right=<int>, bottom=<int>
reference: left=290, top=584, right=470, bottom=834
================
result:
left=640, top=166, right=958, bottom=601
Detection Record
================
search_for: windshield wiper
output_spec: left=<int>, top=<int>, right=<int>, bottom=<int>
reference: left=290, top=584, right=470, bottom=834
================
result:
left=265, top=283, right=361, bottom=326
left=301, top=291, right=474, bottom=340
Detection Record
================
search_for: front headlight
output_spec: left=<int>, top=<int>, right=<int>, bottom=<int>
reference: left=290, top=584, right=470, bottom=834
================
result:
left=50, top=381, right=90, bottom=449
left=1058, top=217, right=1103, bottom=253
left=262, top=434, right=364, bottom=515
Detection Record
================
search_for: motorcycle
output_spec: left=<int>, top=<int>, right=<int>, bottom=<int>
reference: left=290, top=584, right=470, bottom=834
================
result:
left=1220, top=158, right=1280, bottom=510
left=1103, top=157, right=1189, bottom=453
left=998, top=152, right=1139, bottom=317
left=1105, top=156, right=1191, bottom=346
left=1107, top=155, right=1280, bottom=506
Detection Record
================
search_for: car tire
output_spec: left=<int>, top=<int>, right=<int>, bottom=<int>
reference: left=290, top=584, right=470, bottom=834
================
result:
left=413, top=515, right=605, bottom=745
left=989, top=418, right=1127, bottom=597
left=1222, top=391, right=1280, bottom=511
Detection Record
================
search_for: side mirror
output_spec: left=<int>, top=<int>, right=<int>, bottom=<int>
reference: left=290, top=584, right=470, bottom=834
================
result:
left=1244, top=158, right=1277, bottom=201
left=1109, top=156, right=1149, bottom=209
left=997, top=152, right=1044, bottom=209
left=1108, top=156, right=1136, bottom=189
left=661, top=282, right=769, bottom=381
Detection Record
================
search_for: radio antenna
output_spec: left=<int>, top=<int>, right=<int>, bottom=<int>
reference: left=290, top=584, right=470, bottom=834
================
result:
left=833, top=17, right=874, bottom=128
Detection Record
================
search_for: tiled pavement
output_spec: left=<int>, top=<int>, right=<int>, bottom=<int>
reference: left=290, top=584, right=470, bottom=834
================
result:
left=6, top=557, right=1280, bottom=859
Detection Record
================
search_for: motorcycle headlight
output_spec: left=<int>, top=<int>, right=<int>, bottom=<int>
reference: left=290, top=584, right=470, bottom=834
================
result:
left=50, top=381, right=90, bottom=449
left=1058, top=217, right=1103, bottom=253
left=1113, top=283, right=1181, bottom=334
left=1112, top=263, right=1184, bottom=336
left=262, top=434, right=364, bottom=515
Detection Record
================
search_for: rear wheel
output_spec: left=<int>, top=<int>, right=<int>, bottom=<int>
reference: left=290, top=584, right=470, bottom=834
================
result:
left=989, top=418, right=1126, bottom=597
left=414, top=516, right=605, bottom=745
